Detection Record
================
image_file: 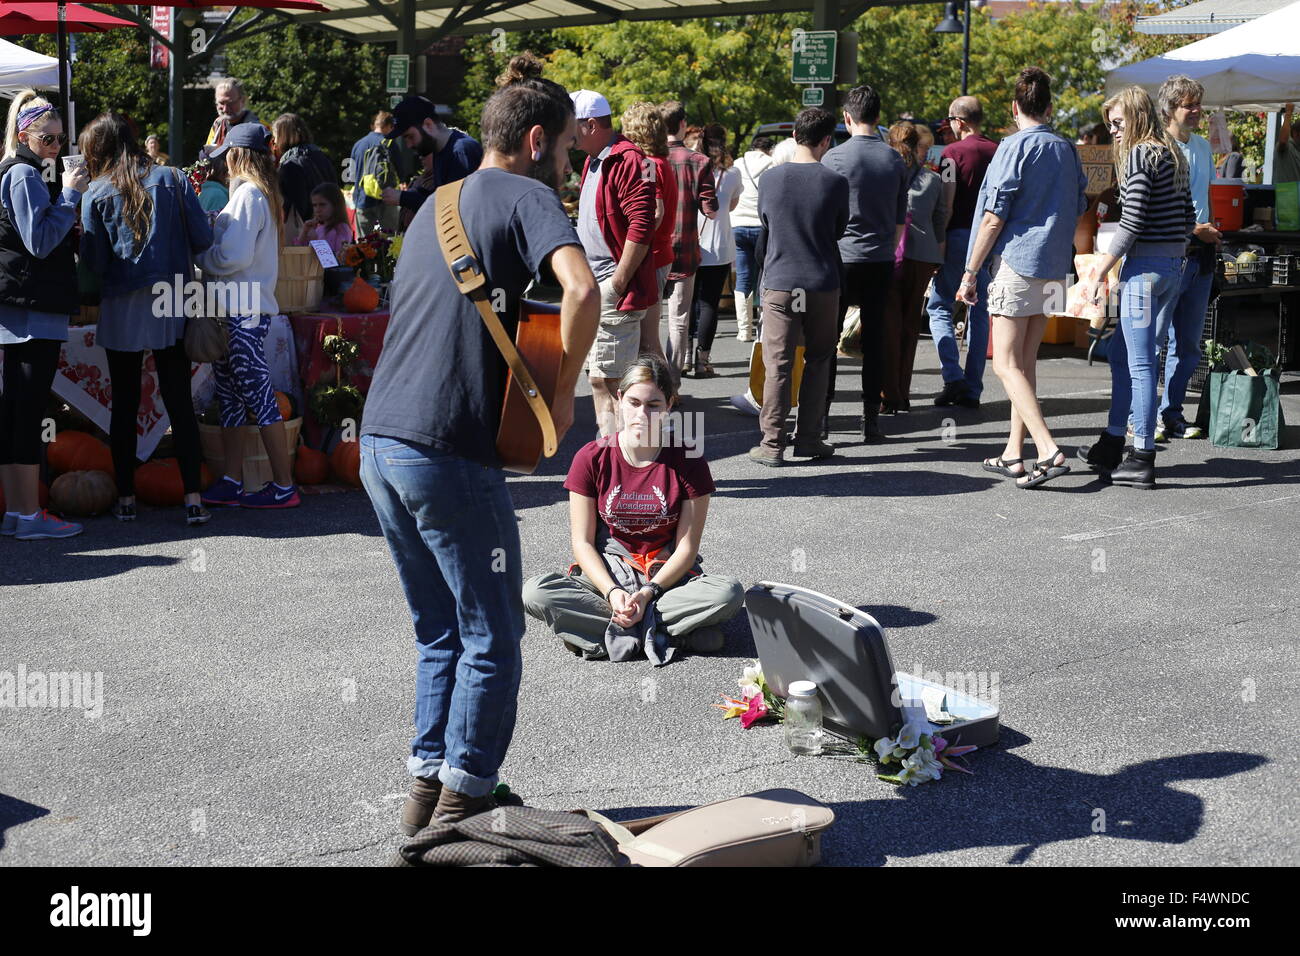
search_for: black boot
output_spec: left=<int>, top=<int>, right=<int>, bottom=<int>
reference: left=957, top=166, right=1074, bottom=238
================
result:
left=1077, top=431, right=1125, bottom=473
left=1110, top=448, right=1156, bottom=489
left=860, top=409, right=885, bottom=443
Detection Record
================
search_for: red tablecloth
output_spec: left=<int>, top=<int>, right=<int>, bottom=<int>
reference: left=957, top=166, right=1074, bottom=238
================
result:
left=290, top=310, right=390, bottom=449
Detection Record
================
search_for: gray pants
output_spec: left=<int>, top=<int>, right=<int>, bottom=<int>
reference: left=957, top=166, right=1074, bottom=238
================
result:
left=523, top=570, right=745, bottom=659
left=760, top=288, right=839, bottom=450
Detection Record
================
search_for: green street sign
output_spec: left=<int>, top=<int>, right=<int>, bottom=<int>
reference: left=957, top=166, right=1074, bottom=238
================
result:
left=791, top=29, right=836, bottom=84
left=801, top=87, right=825, bottom=107
left=387, top=54, right=410, bottom=94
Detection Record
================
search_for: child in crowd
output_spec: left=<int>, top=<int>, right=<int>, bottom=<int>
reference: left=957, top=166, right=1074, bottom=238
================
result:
left=293, top=182, right=353, bottom=257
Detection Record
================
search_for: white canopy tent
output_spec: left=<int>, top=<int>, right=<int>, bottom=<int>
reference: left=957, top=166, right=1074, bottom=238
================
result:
left=1107, top=0, right=1300, bottom=111
left=0, top=38, right=60, bottom=96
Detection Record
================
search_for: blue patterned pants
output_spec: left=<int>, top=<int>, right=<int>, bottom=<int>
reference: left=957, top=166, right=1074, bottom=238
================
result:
left=212, top=315, right=279, bottom=429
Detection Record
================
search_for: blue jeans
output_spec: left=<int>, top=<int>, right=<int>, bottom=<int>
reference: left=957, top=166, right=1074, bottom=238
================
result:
left=733, top=226, right=762, bottom=296
left=926, top=228, right=989, bottom=397
left=1106, top=256, right=1185, bottom=451
left=1158, top=255, right=1214, bottom=424
left=360, top=434, right=525, bottom=797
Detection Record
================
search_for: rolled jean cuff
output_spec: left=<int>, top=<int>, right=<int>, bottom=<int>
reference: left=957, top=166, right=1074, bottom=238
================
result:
left=437, top=762, right=497, bottom=798
left=407, top=755, right=444, bottom=779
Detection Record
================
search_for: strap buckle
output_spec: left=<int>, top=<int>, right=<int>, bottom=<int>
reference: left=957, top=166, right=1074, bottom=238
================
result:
left=450, top=253, right=483, bottom=287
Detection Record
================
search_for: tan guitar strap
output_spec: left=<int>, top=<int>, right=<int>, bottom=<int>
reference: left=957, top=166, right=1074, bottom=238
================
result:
left=434, top=178, right=557, bottom=459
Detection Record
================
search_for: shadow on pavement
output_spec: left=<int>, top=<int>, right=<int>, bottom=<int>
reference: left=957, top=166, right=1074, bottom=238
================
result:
left=821, top=749, right=1267, bottom=866
left=0, top=793, right=49, bottom=851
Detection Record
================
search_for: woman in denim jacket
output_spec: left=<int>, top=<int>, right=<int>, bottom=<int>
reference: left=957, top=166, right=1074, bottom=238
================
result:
left=958, top=68, right=1089, bottom=489
left=80, top=113, right=214, bottom=525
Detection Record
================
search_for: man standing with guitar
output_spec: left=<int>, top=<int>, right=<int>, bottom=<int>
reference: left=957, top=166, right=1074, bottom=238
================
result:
left=360, top=64, right=600, bottom=831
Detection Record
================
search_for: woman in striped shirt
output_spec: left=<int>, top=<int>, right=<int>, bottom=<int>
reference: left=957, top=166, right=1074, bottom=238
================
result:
left=1077, top=86, right=1195, bottom=489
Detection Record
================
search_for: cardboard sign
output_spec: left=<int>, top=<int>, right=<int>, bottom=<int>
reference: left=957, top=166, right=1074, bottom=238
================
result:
left=310, top=240, right=339, bottom=269
left=1077, top=144, right=1115, bottom=197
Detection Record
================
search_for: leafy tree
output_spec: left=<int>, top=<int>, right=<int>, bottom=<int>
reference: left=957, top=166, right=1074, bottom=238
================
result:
left=457, top=29, right=561, bottom=140
left=223, top=11, right=387, bottom=172
left=24, top=29, right=172, bottom=141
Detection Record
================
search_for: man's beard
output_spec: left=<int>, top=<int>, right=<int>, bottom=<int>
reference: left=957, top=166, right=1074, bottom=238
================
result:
left=525, top=143, right=561, bottom=190
left=415, top=129, right=438, bottom=157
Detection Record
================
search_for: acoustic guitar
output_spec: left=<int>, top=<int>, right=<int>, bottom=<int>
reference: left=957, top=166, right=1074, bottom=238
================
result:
left=435, top=179, right=564, bottom=476
left=497, top=299, right=563, bottom=474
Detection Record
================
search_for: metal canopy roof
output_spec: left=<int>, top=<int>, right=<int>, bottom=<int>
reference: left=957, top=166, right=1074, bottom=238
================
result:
left=1135, top=0, right=1293, bottom=34
left=282, top=0, right=926, bottom=46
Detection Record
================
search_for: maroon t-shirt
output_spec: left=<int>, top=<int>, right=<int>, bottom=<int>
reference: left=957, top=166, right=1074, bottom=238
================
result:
left=940, top=133, right=999, bottom=234
left=564, top=435, right=716, bottom=557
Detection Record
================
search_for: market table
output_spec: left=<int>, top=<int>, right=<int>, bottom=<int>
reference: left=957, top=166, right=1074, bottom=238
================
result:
left=3, top=317, right=300, bottom=461
left=289, top=310, right=390, bottom=449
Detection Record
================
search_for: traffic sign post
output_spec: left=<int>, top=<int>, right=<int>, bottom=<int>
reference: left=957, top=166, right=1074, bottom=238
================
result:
left=801, top=87, right=824, bottom=107
left=386, top=54, right=411, bottom=94
left=791, top=29, right=837, bottom=84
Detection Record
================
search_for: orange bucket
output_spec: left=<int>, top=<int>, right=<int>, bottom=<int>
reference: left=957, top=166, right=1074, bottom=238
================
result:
left=1210, top=182, right=1246, bottom=232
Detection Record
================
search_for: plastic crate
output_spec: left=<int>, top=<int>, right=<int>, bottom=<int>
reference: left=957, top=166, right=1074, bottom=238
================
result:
left=1271, top=255, right=1298, bottom=287
left=1220, top=258, right=1268, bottom=287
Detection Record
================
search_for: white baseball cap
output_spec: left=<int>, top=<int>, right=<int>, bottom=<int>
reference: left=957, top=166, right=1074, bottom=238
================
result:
left=570, top=90, right=612, bottom=120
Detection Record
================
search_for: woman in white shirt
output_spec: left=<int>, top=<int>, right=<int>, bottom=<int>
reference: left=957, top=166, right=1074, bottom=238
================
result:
left=195, top=123, right=299, bottom=510
left=689, top=125, right=741, bottom=377
left=730, top=135, right=773, bottom=343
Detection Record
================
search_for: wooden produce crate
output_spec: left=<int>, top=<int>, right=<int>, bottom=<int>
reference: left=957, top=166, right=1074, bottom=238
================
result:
left=276, top=246, right=324, bottom=314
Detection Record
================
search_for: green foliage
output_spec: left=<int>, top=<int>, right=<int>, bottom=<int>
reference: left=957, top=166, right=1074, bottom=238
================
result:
left=222, top=12, right=387, bottom=173
left=457, top=30, right=561, bottom=141
left=24, top=29, right=172, bottom=141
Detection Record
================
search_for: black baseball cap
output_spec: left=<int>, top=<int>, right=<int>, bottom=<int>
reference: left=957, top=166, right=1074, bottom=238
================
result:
left=209, top=122, right=271, bottom=157
left=391, top=95, right=438, bottom=136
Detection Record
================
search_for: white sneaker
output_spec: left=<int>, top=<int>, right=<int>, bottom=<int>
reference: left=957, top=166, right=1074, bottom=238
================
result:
left=729, top=392, right=761, bottom=417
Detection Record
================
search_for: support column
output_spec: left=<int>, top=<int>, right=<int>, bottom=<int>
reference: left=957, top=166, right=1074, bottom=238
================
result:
left=168, top=18, right=184, bottom=164
left=396, top=0, right=416, bottom=55
left=812, top=0, right=836, bottom=111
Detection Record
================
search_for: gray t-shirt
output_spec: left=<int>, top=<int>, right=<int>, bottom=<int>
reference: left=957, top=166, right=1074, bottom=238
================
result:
left=822, top=134, right=910, bottom=263
left=578, top=144, right=616, bottom=281
left=362, top=167, right=580, bottom=468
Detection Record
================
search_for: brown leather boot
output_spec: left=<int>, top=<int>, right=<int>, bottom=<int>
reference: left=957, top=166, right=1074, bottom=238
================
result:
left=433, top=785, right=496, bottom=823
left=400, top=775, right=443, bottom=836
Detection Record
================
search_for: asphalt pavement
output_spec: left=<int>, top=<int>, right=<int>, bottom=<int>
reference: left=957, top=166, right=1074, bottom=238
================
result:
left=2, top=321, right=1297, bottom=866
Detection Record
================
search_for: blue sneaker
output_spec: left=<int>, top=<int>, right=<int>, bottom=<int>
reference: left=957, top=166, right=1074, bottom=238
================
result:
left=201, top=476, right=244, bottom=507
left=15, top=510, right=83, bottom=540
left=239, top=482, right=301, bottom=509
left=2, top=513, right=17, bottom=536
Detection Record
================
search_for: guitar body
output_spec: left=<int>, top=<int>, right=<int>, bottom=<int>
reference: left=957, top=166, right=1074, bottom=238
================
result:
left=496, top=299, right=564, bottom=474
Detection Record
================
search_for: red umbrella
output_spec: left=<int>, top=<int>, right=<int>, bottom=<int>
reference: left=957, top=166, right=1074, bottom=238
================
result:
left=0, top=2, right=137, bottom=34
left=4, top=0, right=327, bottom=158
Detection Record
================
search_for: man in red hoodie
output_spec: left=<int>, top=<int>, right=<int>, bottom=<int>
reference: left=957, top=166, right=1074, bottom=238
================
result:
left=572, top=90, right=657, bottom=436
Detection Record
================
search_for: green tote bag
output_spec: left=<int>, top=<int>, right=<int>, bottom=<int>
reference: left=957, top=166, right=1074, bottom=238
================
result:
left=1208, top=368, right=1285, bottom=450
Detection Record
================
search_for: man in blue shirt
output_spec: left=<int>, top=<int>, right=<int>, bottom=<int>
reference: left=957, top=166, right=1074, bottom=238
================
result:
left=381, top=96, right=483, bottom=222
left=1156, top=75, right=1220, bottom=441
left=349, top=110, right=399, bottom=237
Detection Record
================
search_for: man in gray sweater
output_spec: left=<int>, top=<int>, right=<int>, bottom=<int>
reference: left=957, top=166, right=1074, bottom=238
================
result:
left=821, top=84, right=909, bottom=442
left=748, top=107, right=849, bottom=467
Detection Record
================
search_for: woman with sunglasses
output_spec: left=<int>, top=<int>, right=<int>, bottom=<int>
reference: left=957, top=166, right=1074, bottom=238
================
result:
left=0, top=90, right=90, bottom=541
left=1076, top=87, right=1195, bottom=489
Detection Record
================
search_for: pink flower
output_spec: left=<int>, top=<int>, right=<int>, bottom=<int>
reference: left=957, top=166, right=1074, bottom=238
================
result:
left=739, top=693, right=769, bottom=729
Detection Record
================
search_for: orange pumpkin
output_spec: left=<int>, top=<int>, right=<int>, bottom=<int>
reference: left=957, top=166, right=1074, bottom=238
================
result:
left=295, top=445, right=329, bottom=485
left=0, top=481, right=49, bottom=512
left=330, top=438, right=361, bottom=487
left=343, top=279, right=380, bottom=314
left=48, top=430, right=108, bottom=475
left=276, top=391, right=294, bottom=421
left=49, top=470, right=116, bottom=516
left=135, top=458, right=185, bottom=506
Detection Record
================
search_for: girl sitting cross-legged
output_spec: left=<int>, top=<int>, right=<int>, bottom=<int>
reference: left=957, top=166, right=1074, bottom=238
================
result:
left=524, top=355, right=744, bottom=664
